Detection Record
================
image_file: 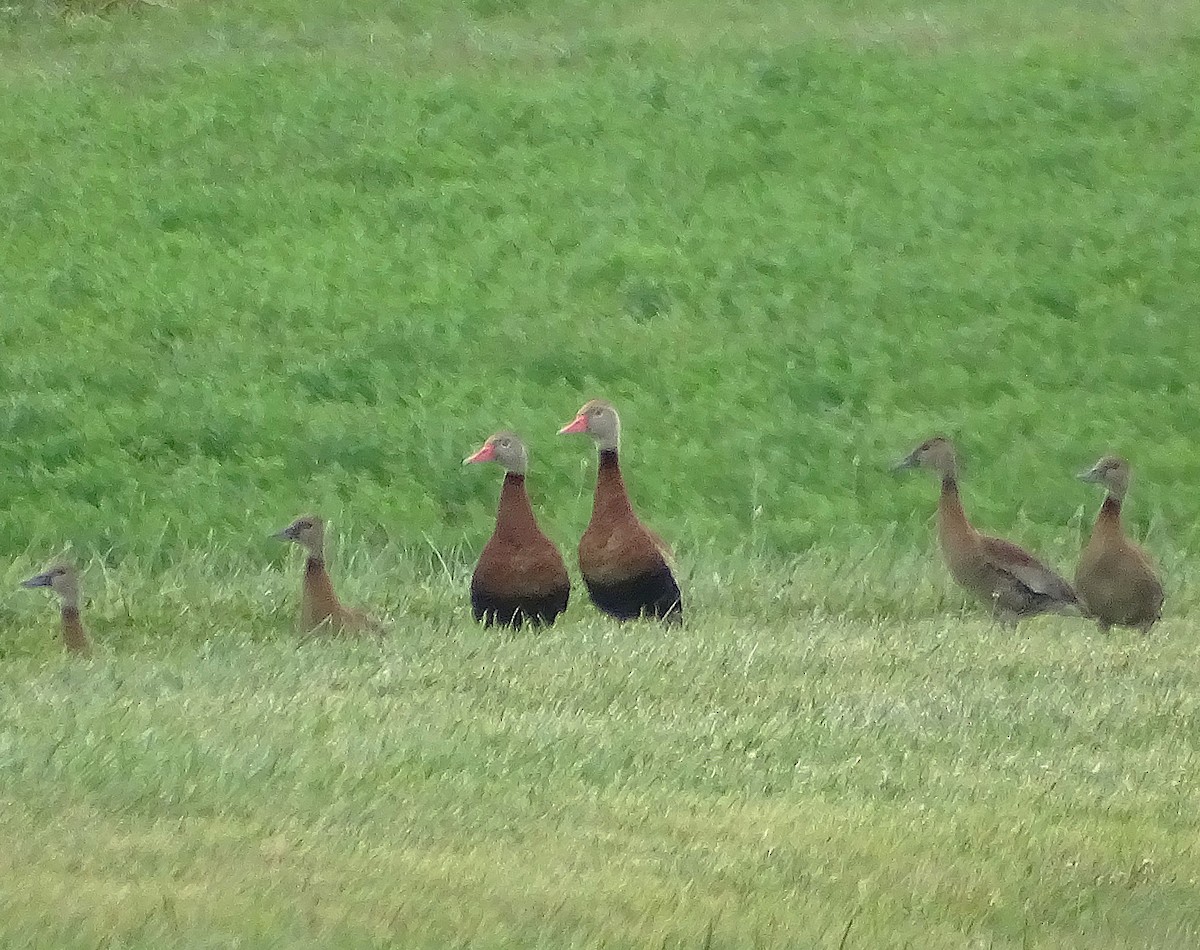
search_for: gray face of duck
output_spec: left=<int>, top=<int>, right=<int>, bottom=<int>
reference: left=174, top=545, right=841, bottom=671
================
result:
left=463, top=432, right=529, bottom=475
left=273, top=515, right=326, bottom=555
left=21, top=563, right=80, bottom=605
left=1078, top=455, right=1131, bottom=500
left=559, top=399, right=621, bottom=451
left=892, top=435, right=957, bottom=479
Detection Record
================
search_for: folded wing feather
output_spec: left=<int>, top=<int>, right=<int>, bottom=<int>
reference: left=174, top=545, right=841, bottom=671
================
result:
left=980, top=535, right=1077, bottom=602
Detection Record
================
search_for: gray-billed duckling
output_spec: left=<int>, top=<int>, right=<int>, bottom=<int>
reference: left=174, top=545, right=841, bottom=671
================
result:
left=1075, top=455, right=1164, bottom=633
left=464, top=431, right=570, bottom=627
left=894, top=436, right=1079, bottom=625
left=21, top=562, right=92, bottom=655
left=274, top=515, right=384, bottom=637
left=559, top=399, right=682, bottom=624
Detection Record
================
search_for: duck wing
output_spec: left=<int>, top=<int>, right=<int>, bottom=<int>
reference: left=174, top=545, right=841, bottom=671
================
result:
left=980, top=535, right=1078, bottom=604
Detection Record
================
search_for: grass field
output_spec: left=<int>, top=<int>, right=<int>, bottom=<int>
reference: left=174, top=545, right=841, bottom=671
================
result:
left=2, top=0, right=1200, bottom=946
left=2, top=0, right=1200, bottom=558
left=1, top=610, right=1197, bottom=949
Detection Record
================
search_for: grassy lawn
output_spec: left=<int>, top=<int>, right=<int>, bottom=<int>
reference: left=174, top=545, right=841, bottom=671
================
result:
left=1, top=0, right=1199, bottom=558
left=3, top=558, right=1199, bottom=948
left=2, top=0, right=1200, bottom=945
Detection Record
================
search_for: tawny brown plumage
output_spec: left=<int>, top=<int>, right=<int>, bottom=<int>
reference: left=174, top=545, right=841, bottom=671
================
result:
left=1075, top=455, right=1164, bottom=633
left=559, top=399, right=682, bottom=623
left=894, top=436, right=1079, bottom=625
left=21, top=562, right=92, bottom=656
left=274, top=515, right=384, bottom=637
left=464, top=432, right=570, bottom=627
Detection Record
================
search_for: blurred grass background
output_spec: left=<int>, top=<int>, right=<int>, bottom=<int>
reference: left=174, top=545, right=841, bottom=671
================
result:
left=2, top=0, right=1199, bottom=567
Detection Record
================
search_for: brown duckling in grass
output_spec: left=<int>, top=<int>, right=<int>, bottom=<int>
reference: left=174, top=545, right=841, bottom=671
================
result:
left=1075, top=455, right=1164, bottom=634
left=464, top=431, right=571, bottom=628
left=274, top=515, right=384, bottom=637
left=894, top=436, right=1079, bottom=626
left=21, top=562, right=92, bottom=655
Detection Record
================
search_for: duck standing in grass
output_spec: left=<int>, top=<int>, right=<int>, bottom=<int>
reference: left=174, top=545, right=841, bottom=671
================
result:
left=893, top=436, right=1079, bottom=625
left=1075, top=455, right=1164, bottom=633
left=558, top=399, right=682, bottom=624
left=21, top=562, right=92, bottom=655
left=273, top=515, right=384, bottom=637
left=464, top=431, right=570, bottom=628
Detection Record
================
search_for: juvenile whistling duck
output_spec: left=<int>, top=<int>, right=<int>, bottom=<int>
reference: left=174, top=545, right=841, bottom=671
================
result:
left=463, top=431, right=571, bottom=627
left=558, top=399, right=682, bottom=624
left=273, top=515, right=383, bottom=637
left=21, top=562, right=92, bottom=655
left=893, top=436, right=1079, bottom=625
left=1075, top=455, right=1164, bottom=633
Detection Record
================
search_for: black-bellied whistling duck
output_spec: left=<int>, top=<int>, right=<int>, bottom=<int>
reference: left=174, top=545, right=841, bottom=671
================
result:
left=1075, top=455, right=1164, bottom=633
left=558, top=399, right=682, bottom=624
left=893, top=436, right=1079, bottom=625
left=463, top=431, right=570, bottom=628
left=273, top=515, right=384, bottom=637
left=21, top=562, right=92, bottom=655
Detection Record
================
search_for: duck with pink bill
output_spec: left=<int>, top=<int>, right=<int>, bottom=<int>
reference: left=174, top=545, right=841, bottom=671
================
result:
left=464, top=431, right=570, bottom=628
left=559, top=399, right=682, bottom=624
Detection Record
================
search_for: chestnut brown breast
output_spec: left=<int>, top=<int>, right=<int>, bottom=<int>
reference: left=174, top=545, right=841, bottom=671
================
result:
left=302, top=557, right=382, bottom=636
left=61, top=606, right=92, bottom=656
left=472, top=473, right=570, bottom=628
left=578, top=450, right=681, bottom=623
left=1075, top=496, right=1163, bottom=632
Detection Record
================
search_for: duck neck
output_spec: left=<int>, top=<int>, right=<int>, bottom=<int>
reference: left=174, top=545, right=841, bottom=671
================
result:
left=494, top=472, right=538, bottom=541
left=1093, top=493, right=1124, bottom=536
left=594, top=449, right=635, bottom=522
left=60, top=606, right=91, bottom=655
left=304, top=556, right=340, bottom=613
left=936, top=474, right=975, bottom=545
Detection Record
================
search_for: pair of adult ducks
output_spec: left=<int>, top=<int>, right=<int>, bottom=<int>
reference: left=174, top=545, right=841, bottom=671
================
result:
left=895, top=436, right=1164, bottom=632
left=463, top=399, right=681, bottom=629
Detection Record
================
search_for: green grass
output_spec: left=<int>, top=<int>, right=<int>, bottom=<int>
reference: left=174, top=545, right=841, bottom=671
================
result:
left=2, top=0, right=1200, bottom=945
left=4, top=540, right=1200, bottom=947
left=3, top=553, right=1200, bottom=948
left=1, top=0, right=1200, bottom=559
